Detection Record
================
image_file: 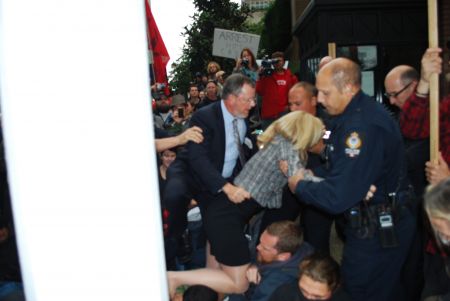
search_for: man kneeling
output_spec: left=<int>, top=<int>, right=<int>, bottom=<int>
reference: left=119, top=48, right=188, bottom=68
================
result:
left=229, top=220, right=313, bottom=301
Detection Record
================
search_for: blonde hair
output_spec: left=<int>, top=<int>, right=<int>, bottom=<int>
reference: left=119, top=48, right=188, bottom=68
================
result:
left=257, top=111, right=324, bottom=161
left=207, top=61, right=221, bottom=75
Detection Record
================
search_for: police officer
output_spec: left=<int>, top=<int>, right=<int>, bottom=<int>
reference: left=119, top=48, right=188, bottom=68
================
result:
left=288, top=58, right=415, bottom=301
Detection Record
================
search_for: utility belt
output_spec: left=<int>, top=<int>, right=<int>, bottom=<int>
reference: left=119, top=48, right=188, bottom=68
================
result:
left=344, top=189, right=413, bottom=248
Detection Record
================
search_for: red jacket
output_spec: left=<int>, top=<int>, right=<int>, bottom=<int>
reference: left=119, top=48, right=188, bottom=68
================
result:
left=256, top=69, right=298, bottom=119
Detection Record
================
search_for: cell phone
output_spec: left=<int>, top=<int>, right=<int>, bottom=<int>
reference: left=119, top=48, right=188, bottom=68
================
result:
left=178, top=107, right=184, bottom=118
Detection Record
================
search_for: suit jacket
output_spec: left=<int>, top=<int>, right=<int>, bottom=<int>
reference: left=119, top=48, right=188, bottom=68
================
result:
left=176, top=101, right=255, bottom=194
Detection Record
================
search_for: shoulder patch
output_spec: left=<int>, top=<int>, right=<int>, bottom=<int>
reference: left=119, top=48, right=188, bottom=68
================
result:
left=345, top=132, right=362, bottom=158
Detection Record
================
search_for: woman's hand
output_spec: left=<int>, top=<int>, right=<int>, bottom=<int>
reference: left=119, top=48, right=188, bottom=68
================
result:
left=278, top=160, right=288, bottom=177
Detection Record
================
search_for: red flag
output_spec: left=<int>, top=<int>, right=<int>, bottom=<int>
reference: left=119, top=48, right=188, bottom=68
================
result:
left=145, top=0, right=170, bottom=90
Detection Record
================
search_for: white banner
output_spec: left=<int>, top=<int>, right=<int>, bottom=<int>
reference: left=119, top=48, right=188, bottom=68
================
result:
left=212, top=28, right=260, bottom=59
left=0, top=0, right=167, bottom=300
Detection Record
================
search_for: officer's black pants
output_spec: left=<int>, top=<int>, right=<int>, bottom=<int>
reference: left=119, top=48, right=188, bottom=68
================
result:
left=341, top=205, right=416, bottom=301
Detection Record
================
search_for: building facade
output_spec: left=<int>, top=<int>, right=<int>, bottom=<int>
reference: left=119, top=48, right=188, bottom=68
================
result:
left=288, top=0, right=450, bottom=107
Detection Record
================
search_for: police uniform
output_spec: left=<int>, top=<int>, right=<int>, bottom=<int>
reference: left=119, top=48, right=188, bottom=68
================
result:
left=294, top=91, right=416, bottom=301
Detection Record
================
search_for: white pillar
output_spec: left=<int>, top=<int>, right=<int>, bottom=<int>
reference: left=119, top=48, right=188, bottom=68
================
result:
left=0, top=1, right=167, bottom=300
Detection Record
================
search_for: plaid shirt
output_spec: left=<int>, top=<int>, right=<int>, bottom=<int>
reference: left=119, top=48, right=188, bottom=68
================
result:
left=399, top=93, right=450, bottom=164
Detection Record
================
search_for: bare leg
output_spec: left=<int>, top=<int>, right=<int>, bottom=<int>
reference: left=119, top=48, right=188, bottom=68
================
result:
left=167, top=263, right=250, bottom=297
left=206, top=241, right=220, bottom=269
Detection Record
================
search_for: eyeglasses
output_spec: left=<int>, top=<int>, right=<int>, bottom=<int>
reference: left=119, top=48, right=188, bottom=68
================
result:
left=238, top=95, right=256, bottom=104
left=384, top=82, right=413, bottom=98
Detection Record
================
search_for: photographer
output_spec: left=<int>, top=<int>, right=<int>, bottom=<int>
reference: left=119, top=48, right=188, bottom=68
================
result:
left=234, top=48, right=259, bottom=84
left=165, top=94, right=190, bottom=136
left=256, top=51, right=298, bottom=129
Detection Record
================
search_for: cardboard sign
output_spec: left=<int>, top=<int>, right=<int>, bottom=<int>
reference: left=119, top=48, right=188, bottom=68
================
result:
left=212, top=28, right=260, bottom=59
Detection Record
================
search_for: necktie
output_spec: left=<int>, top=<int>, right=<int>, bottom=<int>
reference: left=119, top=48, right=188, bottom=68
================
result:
left=232, top=118, right=246, bottom=166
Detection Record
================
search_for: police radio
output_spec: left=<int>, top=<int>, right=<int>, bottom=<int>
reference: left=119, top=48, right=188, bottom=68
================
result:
left=378, top=196, right=399, bottom=248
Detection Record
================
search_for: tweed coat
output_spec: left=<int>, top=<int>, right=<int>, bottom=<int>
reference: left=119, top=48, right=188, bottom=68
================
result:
left=234, top=135, right=322, bottom=208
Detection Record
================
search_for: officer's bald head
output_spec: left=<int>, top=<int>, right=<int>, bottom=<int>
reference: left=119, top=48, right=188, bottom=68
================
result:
left=320, top=58, right=361, bottom=93
left=316, top=58, right=361, bottom=115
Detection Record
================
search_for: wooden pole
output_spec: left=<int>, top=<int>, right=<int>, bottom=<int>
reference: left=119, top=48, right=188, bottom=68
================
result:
left=328, top=43, right=336, bottom=59
left=428, top=0, right=439, bottom=162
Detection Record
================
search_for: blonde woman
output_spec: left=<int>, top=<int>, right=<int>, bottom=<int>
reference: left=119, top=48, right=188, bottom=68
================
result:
left=234, top=110, right=324, bottom=208
left=206, top=61, right=221, bottom=81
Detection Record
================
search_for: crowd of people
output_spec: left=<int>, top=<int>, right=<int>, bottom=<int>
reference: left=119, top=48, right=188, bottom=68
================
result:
left=153, top=46, right=450, bottom=301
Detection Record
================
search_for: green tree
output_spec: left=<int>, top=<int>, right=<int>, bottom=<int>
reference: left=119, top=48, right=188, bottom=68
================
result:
left=259, top=0, right=291, bottom=56
left=169, top=0, right=252, bottom=94
left=244, top=16, right=265, bottom=58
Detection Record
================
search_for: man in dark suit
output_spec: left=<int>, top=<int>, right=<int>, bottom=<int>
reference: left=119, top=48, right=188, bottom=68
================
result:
left=164, top=74, right=262, bottom=297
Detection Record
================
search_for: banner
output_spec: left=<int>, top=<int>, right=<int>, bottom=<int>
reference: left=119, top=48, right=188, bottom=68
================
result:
left=145, top=0, right=170, bottom=88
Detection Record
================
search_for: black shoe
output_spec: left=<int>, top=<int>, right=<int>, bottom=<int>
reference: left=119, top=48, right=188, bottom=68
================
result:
left=176, top=229, right=192, bottom=264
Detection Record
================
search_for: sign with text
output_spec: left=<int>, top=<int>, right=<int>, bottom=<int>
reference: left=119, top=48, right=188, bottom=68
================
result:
left=212, top=28, right=260, bottom=59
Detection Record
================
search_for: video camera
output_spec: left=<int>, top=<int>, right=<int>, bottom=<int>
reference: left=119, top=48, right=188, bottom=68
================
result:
left=259, top=55, right=280, bottom=76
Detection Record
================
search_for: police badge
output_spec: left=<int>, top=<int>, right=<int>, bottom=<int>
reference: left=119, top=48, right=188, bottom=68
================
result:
left=345, top=132, right=362, bottom=157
